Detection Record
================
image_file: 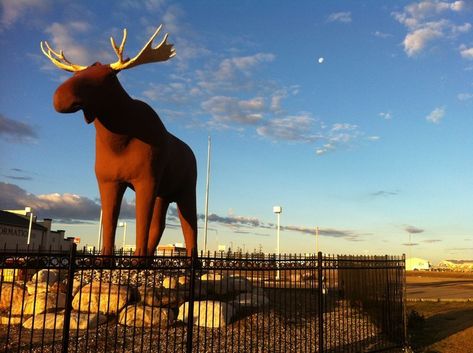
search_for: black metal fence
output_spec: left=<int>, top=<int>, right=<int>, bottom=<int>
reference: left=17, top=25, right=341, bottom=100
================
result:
left=0, top=246, right=406, bottom=352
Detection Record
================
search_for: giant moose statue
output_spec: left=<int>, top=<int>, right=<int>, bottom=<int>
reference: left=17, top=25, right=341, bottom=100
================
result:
left=41, top=26, right=197, bottom=257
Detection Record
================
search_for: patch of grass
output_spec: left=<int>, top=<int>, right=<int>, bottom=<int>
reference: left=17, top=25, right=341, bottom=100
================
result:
left=406, top=302, right=473, bottom=352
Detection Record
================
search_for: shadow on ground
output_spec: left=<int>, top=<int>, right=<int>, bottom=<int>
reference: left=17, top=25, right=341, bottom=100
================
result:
left=409, top=306, right=473, bottom=352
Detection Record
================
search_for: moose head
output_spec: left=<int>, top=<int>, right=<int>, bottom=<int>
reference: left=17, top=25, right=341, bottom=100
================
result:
left=41, top=26, right=198, bottom=257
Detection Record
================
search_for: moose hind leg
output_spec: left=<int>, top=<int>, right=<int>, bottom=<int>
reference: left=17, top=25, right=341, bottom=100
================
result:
left=147, top=197, right=169, bottom=255
left=177, top=193, right=198, bottom=256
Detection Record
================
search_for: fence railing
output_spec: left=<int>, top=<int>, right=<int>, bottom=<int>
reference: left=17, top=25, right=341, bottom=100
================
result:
left=0, top=246, right=406, bottom=352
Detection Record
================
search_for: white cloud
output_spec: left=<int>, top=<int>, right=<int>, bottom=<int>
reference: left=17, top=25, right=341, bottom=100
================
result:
left=315, top=123, right=361, bottom=156
left=0, top=182, right=135, bottom=221
left=393, top=1, right=471, bottom=57
left=201, top=96, right=265, bottom=127
left=44, top=21, right=92, bottom=66
left=373, top=31, right=392, bottom=38
left=215, top=53, right=275, bottom=81
left=457, top=92, right=473, bottom=100
left=460, top=44, right=473, bottom=58
left=327, top=12, right=352, bottom=23
left=0, top=0, right=49, bottom=30
left=426, top=106, right=445, bottom=123
left=256, top=114, right=321, bottom=142
left=405, top=0, right=465, bottom=18
left=379, top=112, right=393, bottom=120
left=403, top=23, right=444, bottom=56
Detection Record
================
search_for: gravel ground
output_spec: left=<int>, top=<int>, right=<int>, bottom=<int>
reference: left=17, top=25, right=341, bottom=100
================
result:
left=1, top=301, right=402, bottom=353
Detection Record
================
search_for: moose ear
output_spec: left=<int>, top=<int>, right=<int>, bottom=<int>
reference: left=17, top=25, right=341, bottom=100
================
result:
left=83, top=109, right=96, bottom=124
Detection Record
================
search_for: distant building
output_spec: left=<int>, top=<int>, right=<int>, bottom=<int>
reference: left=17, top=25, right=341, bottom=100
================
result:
left=0, top=210, right=72, bottom=251
left=406, top=257, right=431, bottom=271
left=436, top=260, right=473, bottom=272
left=157, top=244, right=187, bottom=256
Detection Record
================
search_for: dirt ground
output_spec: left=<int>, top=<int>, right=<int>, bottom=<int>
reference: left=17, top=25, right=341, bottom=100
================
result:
left=406, top=271, right=473, bottom=353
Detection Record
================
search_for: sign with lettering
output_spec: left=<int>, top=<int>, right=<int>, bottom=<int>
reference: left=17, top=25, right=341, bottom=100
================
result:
left=0, top=226, right=28, bottom=238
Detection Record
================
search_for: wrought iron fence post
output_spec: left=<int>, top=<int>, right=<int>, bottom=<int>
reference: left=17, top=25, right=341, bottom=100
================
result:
left=317, top=251, right=324, bottom=353
left=186, top=248, right=198, bottom=353
left=61, top=243, right=77, bottom=353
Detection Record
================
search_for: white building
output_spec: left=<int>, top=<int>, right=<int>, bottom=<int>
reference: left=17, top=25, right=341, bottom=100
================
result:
left=0, top=210, right=72, bottom=251
left=406, top=257, right=431, bottom=271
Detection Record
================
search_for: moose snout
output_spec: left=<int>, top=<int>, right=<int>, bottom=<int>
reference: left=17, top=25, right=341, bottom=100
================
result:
left=53, top=86, right=81, bottom=113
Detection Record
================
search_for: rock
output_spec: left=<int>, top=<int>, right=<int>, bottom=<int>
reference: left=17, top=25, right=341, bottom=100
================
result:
left=209, top=276, right=252, bottom=295
left=138, top=287, right=186, bottom=308
left=0, top=282, right=28, bottom=315
left=177, top=275, right=190, bottom=288
left=231, top=291, right=269, bottom=308
left=119, top=304, right=173, bottom=328
left=23, top=292, right=66, bottom=315
left=0, top=315, right=24, bottom=325
left=200, top=272, right=223, bottom=281
left=26, top=281, right=66, bottom=295
left=162, top=276, right=178, bottom=289
left=22, top=311, right=107, bottom=330
left=72, top=282, right=132, bottom=315
left=69, top=311, right=108, bottom=329
left=178, top=300, right=234, bottom=328
left=162, top=275, right=188, bottom=289
left=31, top=269, right=60, bottom=284
left=71, top=278, right=84, bottom=296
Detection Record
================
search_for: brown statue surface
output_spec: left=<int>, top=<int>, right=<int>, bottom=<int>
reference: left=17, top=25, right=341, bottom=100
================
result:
left=41, top=26, right=197, bottom=256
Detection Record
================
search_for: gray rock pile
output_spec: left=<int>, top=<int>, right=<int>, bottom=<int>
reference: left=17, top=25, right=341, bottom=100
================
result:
left=0, top=268, right=269, bottom=331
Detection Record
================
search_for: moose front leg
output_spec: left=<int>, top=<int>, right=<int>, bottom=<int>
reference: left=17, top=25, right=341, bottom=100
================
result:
left=98, top=181, right=127, bottom=256
left=134, top=182, right=157, bottom=256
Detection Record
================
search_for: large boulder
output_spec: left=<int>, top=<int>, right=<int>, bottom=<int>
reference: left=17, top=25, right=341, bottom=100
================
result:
left=230, top=291, right=269, bottom=308
left=0, top=282, right=28, bottom=315
left=200, top=272, right=223, bottom=281
left=31, top=269, right=60, bottom=284
left=178, top=300, right=235, bottom=328
left=119, top=304, right=174, bottom=328
left=138, top=287, right=186, bottom=308
left=208, top=276, right=252, bottom=295
left=22, top=311, right=107, bottom=330
left=72, top=282, right=132, bottom=315
left=23, top=292, right=66, bottom=316
left=26, top=281, right=66, bottom=296
left=0, top=314, right=24, bottom=325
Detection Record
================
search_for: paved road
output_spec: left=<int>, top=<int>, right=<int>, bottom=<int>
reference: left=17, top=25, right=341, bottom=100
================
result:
left=407, top=276, right=473, bottom=299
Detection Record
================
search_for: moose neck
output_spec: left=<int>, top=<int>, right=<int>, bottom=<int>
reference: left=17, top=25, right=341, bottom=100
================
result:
left=91, top=79, right=167, bottom=151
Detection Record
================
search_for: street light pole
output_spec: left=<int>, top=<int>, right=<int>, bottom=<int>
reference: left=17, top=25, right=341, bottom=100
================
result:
left=97, top=209, right=103, bottom=252
left=273, top=206, right=282, bottom=280
left=25, top=207, right=33, bottom=246
left=119, top=222, right=127, bottom=250
left=315, top=226, right=319, bottom=254
left=204, top=136, right=211, bottom=253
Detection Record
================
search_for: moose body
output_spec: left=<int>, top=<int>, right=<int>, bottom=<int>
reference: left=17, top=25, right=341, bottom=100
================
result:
left=43, top=26, right=198, bottom=256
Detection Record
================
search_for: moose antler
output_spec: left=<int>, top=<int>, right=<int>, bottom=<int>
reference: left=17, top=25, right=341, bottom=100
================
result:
left=40, top=41, right=87, bottom=72
left=109, top=25, right=176, bottom=71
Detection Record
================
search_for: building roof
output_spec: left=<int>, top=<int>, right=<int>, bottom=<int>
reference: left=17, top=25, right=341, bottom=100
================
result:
left=441, top=259, right=473, bottom=265
left=0, top=210, right=47, bottom=231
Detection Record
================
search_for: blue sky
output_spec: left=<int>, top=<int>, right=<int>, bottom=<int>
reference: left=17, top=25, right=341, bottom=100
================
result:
left=0, top=0, right=472, bottom=263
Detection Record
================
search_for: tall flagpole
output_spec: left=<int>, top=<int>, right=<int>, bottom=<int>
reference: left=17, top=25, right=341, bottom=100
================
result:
left=204, top=136, right=211, bottom=253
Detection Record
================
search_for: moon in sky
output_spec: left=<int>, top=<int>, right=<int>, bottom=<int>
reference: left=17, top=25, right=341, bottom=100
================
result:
left=318, top=57, right=324, bottom=64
